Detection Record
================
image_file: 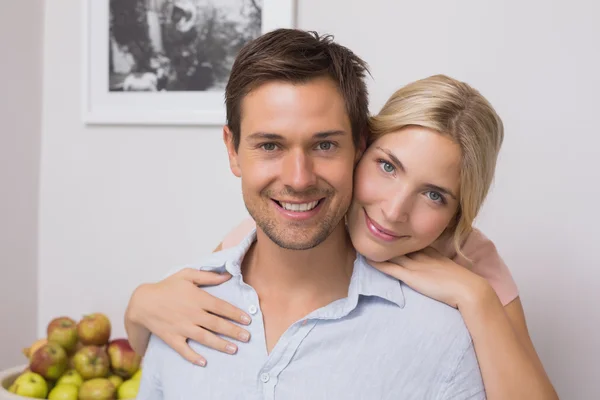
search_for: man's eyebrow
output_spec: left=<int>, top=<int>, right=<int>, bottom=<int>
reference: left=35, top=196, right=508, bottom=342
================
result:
left=375, top=146, right=458, bottom=200
left=246, top=132, right=283, bottom=141
left=313, top=130, right=347, bottom=139
left=246, top=130, right=347, bottom=141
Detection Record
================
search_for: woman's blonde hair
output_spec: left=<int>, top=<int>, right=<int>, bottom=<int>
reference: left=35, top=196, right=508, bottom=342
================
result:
left=368, top=74, right=504, bottom=260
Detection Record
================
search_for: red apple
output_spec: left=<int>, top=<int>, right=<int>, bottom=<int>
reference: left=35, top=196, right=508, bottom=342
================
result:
left=47, top=316, right=78, bottom=353
left=29, top=342, right=68, bottom=380
left=107, top=338, right=142, bottom=378
left=72, top=345, right=110, bottom=380
left=77, top=313, right=111, bottom=346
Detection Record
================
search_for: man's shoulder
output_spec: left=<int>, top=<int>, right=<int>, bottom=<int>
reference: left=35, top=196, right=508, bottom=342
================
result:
left=398, top=283, right=472, bottom=342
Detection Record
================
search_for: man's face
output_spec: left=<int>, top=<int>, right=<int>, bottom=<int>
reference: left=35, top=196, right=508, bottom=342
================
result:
left=224, top=77, right=359, bottom=250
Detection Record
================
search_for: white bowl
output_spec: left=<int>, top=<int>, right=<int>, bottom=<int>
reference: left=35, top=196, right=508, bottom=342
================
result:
left=0, top=365, right=44, bottom=400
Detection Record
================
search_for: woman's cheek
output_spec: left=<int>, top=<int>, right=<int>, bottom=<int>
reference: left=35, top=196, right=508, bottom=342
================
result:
left=354, top=163, right=383, bottom=204
left=412, top=208, right=453, bottom=242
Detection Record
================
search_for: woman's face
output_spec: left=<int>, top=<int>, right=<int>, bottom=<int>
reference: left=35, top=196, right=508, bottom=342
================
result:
left=347, top=126, right=462, bottom=262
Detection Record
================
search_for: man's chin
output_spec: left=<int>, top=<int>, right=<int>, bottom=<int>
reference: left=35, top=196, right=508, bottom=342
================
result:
left=267, top=233, right=324, bottom=251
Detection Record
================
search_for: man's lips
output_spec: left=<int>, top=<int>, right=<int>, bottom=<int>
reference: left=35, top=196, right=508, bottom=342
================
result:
left=271, top=198, right=325, bottom=221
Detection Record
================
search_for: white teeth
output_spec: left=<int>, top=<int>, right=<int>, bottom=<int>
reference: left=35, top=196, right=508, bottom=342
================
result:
left=280, top=201, right=319, bottom=212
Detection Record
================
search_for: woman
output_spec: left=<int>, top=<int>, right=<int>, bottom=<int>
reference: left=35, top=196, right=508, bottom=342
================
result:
left=125, top=75, right=557, bottom=399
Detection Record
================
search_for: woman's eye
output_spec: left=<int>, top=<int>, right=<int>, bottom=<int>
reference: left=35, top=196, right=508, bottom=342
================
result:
left=261, top=143, right=277, bottom=151
left=426, top=191, right=444, bottom=203
left=379, top=160, right=395, bottom=173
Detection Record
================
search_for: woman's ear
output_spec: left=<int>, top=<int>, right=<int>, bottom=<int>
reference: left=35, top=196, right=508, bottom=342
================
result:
left=223, top=126, right=241, bottom=177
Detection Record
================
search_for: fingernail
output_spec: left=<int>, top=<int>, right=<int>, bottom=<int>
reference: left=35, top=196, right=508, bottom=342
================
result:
left=225, top=344, right=237, bottom=354
left=196, top=359, right=206, bottom=367
left=241, top=315, right=251, bottom=325
left=238, top=331, right=250, bottom=342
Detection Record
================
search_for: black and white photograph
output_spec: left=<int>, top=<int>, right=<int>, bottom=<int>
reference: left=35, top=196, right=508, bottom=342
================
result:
left=83, top=0, right=294, bottom=125
left=109, top=0, right=262, bottom=92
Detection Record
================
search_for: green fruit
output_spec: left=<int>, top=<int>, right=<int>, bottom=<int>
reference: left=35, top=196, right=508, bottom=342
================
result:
left=56, top=369, right=84, bottom=387
left=11, top=371, right=49, bottom=398
left=47, top=317, right=79, bottom=353
left=78, top=378, right=116, bottom=400
left=48, top=383, right=79, bottom=400
left=117, top=378, right=140, bottom=399
left=108, top=374, right=124, bottom=390
left=130, top=369, right=142, bottom=381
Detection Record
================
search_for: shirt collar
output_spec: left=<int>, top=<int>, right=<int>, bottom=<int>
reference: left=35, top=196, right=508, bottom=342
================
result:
left=196, top=228, right=405, bottom=313
left=194, top=228, right=257, bottom=275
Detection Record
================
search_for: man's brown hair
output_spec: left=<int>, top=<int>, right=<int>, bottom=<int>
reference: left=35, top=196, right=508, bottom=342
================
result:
left=225, top=29, right=371, bottom=150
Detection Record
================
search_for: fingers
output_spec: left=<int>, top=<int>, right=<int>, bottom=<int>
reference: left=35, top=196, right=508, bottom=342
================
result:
left=169, top=335, right=208, bottom=367
left=202, top=292, right=252, bottom=326
left=421, top=246, right=443, bottom=258
left=392, top=255, right=419, bottom=270
left=180, top=268, right=232, bottom=287
left=185, top=325, right=240, bottom=356
left=197, top=312, right=251, bottom=344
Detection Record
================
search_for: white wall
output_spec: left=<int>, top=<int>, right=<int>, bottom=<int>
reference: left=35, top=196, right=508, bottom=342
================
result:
left=0, top=0, right=43, bottom=368
left=37, top=1, right=599, bottom=398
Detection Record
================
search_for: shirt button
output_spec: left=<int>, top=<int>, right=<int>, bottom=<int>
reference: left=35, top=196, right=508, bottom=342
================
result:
left=260, top=372, right=270, bottom=383
left=248, top=305, right=258, bottom=315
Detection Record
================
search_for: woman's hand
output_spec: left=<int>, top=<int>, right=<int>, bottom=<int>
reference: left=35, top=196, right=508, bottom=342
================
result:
left=126, top=268, right=252, bottom=366
left=368, top=247, right=491, bottom=309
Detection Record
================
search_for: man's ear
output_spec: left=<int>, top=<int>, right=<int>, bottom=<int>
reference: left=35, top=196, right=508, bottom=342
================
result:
left=223, top=126, right=241, bottom=177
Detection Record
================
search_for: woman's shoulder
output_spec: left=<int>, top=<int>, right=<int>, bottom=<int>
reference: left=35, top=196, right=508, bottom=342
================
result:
left=455, top=228, right=520, bottom=306
left=221, top=217, right=257, bottom=249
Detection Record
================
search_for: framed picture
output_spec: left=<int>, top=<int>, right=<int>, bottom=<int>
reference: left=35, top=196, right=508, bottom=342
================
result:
left=82, top=0, right=295, bottom=126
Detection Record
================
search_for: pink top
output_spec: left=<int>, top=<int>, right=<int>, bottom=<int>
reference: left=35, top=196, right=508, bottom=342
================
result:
left=221, top=217, right=519, bottom=306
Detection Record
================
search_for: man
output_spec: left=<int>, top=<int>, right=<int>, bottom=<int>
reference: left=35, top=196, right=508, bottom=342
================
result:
left=137, top=29, right=485, bottom=399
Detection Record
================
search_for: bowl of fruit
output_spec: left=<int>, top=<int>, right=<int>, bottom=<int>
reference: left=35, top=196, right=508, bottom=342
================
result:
left=0, top=313, right=142, bottom=399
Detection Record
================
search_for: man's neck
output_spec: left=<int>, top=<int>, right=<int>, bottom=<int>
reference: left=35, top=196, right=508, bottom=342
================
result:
left=241, top=222, right=356, bottom=353
left=242, top=222, right=355, bottom=303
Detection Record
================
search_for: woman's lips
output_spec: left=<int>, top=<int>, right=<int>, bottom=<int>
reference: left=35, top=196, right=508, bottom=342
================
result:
left=363, top=209, right=403, bottom=242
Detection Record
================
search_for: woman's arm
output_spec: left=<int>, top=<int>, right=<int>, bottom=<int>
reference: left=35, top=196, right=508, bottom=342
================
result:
left=369, top=248, right=558, bottom=400
left=460, top=286, right=558, bottom=400
left=124, top=267, right=251, bottom=366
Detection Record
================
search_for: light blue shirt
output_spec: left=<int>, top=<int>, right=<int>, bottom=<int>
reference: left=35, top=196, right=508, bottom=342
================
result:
left=138, top=230, right=485, bottom=399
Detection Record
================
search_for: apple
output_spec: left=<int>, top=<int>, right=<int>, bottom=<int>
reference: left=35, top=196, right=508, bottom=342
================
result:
left=77, top=313, right=111, bottom=346
left=108, top=374, right=124, bottom=390
left=117, top=378, right=140, bottom=399
left=78, top=378, right=116, bottom=400
left=30, top=342, right=69, bottom=380
left=131, top=368, right=142, bottom=381
left=56, top=369, right=84, bottom=387
left=73, top=345, right=111, bottom=380
left=10, top=371, right=49, bottom=398
left=22, top=338, right=48, bottom=360
left=107, top=338, right=141, bottom=378
left=48, top=383, right=79, bottom=400
left=47, top=317, right=79, bottom=353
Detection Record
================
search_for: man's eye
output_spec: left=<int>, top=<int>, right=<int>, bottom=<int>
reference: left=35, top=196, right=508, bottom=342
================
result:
left=317, top=142, right=334, bottom=151
left=261, top=143, right=277, bottom=151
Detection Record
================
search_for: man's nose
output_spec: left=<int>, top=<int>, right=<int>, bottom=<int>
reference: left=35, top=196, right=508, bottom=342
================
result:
left=281, top=149, right=317, bottom=192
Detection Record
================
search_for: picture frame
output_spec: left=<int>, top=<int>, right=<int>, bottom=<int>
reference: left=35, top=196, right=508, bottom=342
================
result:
left=82, top=0, right=295, bottom=126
